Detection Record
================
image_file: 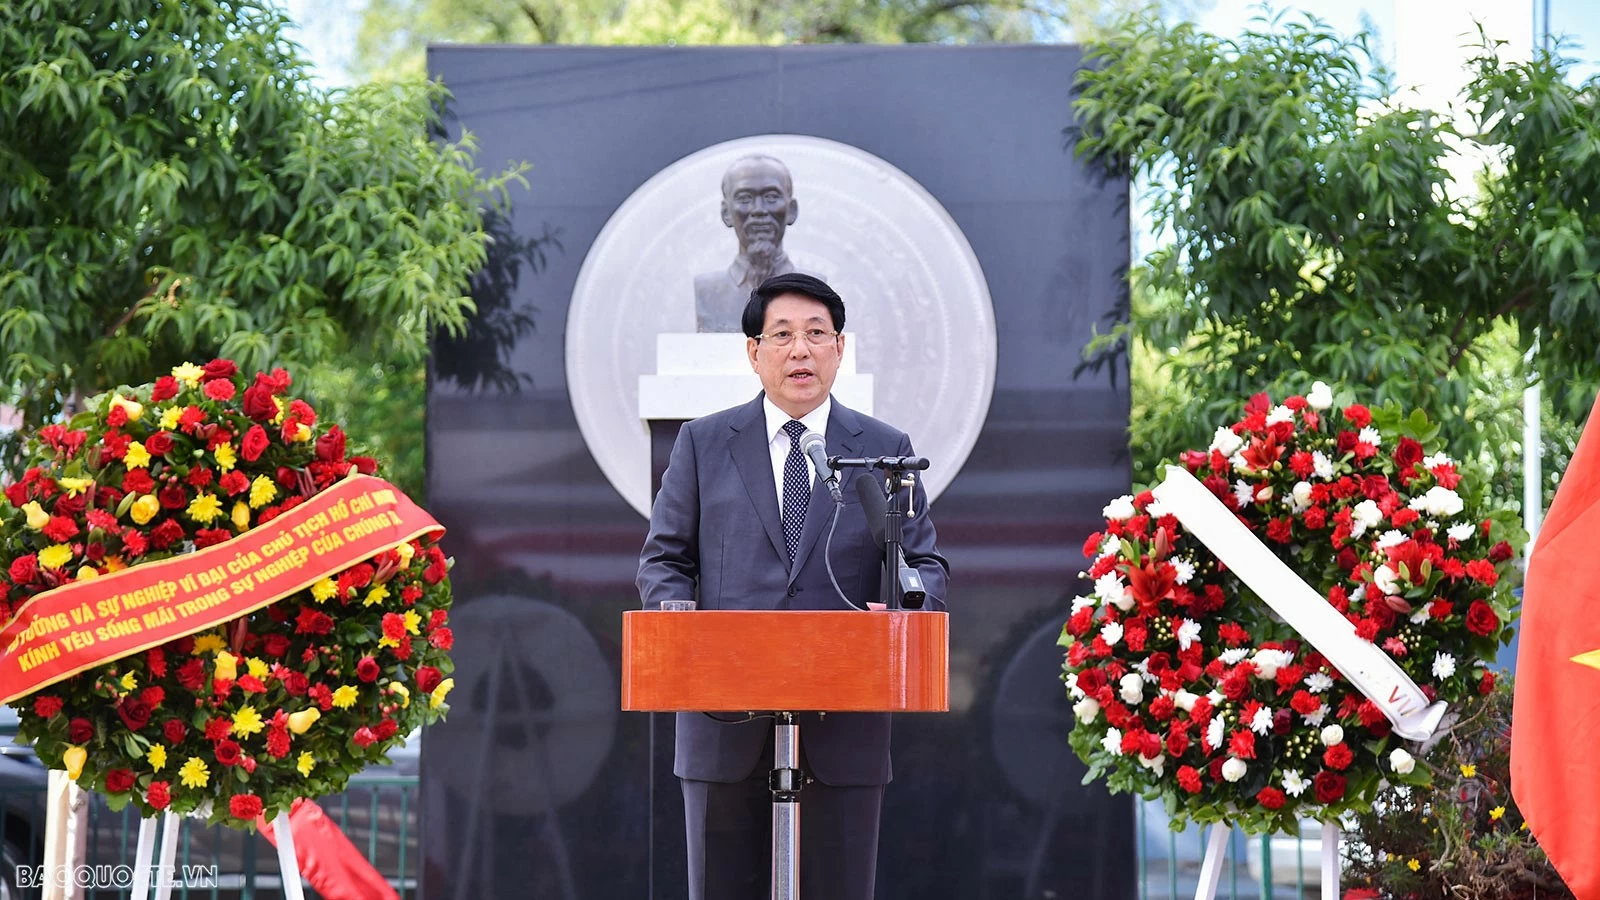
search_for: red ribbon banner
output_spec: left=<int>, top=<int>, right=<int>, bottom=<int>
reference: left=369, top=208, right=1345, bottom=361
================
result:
left=0, top=475, right=443, bottom=705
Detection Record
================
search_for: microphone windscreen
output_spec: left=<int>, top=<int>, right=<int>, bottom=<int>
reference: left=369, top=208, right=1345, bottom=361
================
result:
left=853, top=472, right=887, bottom=547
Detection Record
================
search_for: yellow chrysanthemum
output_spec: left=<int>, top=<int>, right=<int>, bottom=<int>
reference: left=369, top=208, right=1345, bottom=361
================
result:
left=310, top=578, right=338, bottom=603
left=159, top=406, right=183, bottom=430
left=271, top=396, right=285, bottom=425
left=129, top=494, right=160, bottom=525
left=147, top=744, right=167, bottom=772
left=213, top=651, right=237, bottom=682
left=362, top=583, right=389, bottom=608
left=37, top=545, right=73, bottom=571
left=291, top=423, right=312, bottom=442
left=249, top=475, right=278, bottom=509
left=191, top=633, right=226, bottom=654
left=109, top=395, right=144, bottom=422
left=56, top=478, right=92, bottom=496
left=123, top=441, right=151, bottom=469
left=1461, top=764, right=1478, bottom=779
left=63, top=746, right=86, bottom=780
left=21, top=501, right=48, bottom=530
left=297, top=752, right=315, bottom=777
left=186, top=492, right=223, bottom=524
left=395, top=541, right=415, bottom=564
left=1407, top=859, right=1421, bottom=872
left=231, top=501, right=250, bottom=531
left=402, top=610, right=422, bottom=635
left=332, top=686, right=359, bottom=709
left=231, top=706, right=264, bottom=737
left=1490, top=806, right=1506, bottom=821
left=430, top=678, right=455, bottom=709
left=246, top=657, right=270, bottom=680
left=120, top=671, right=138, bottom=691
left=171, top=362, right=205, bottom=388
left=213, top=443, right=237, bottom=472
left=178, top=757, right=209, bottom=788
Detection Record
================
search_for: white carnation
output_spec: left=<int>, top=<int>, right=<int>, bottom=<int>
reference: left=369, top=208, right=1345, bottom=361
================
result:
left=1065, top=672, right=1084, bottom=699
left=1421, top=452, right=1453, bottom=470
left=1146, top=497, right=1169, bottom=518
left=1071, top=594, right=1098, bottom=614
left=1290, top=480, right=1313, bottom=512
left=1358, top=426, right=1382, bottom=449
left=1282, top=769, right=1308, bottom=797
left=1219, top=648, right=1251, bottom=665
left=1447, top=522, right=1476, bottom=542
left=1389, top=748, right=1416, bottom=775
left=1321, top=724, right=1344, bottom=747
left=1138, top=754, right=1166, bottom=776
left=1073, top=697, right=1101, bottom=724
left=1101, top=728, right=1124, bottom=756
left=1099, top=533, right=1121, bottom=557
left=1304, top=672, right=1334, bottom=693
left=1432, top=652, right=1457, bottom=679
left=1410, top=607, right=1431, bottom=625
left=1307, top=381, right=1334, bottom=410
left=1176, top=618, right=1202, bottom=651
left=1376, top=529, right=1406, bottom=549
left=1266, top=404, right=1295, bottom=426
left=1100, top=620, right=1124, bottom=647
left=1300, top=704, right=1328, bottom=727
left=1252, top=649, right=1295, bottom=680
left=1210, top=426, right=1244, bottom=457
left=1094, top=573, right=1128, bottom=608
left=1102, top=495, right=1136, bottom=522
left=1221, top=757, right=1248, bottom=783
left=1119, top=673, right=1145, bottom=705
left=1206, top=690, right=1225, bottom=706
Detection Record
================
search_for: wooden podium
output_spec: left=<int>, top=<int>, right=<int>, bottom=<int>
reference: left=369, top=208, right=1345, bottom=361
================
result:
left=621, top=609, right=949, bottom=900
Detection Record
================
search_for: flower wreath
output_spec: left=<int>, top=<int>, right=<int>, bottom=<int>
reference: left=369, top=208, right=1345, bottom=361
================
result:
left=0, top=360, right=456, bottom=827
left=1061, top=382, right=1523, bottom=833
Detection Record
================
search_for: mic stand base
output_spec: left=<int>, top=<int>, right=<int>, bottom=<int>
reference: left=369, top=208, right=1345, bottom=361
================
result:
left=770, top=712, right=801, bottom=900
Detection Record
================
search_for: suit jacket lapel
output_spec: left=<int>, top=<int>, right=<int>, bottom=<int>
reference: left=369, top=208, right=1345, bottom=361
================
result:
left=788, top=399, right=865, bottom=584
left=728, top=395, right=787, bottom=566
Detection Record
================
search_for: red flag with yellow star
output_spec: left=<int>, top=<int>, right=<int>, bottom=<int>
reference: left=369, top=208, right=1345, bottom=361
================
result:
left=1512, top=394, right=1600, bottom=898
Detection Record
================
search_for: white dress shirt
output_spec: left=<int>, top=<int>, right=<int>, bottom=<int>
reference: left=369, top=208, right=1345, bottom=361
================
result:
left=763, top=395, right=831, bottom=518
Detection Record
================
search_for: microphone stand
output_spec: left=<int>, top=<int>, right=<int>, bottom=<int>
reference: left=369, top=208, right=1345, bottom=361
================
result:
left=835, top=456, right=929, bottom=611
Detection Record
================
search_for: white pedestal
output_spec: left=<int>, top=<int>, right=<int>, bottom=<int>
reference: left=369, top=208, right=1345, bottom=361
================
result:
left=639, top=334, right=873, bottom=421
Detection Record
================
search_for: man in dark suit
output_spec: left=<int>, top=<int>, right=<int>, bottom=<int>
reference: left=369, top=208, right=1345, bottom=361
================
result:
left=637, top=272, right=949, bottom=900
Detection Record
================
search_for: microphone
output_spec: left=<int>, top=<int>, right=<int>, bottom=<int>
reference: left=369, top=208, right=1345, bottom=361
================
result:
left=799, top=430, right=843, bottom=504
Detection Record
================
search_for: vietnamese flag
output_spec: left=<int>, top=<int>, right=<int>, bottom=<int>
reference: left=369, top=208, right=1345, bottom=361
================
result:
left=1512, top=394, right=1600, bottom=898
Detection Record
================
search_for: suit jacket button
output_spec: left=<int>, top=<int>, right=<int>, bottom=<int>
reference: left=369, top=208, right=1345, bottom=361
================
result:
left=787, top=587, right=797, bottom=597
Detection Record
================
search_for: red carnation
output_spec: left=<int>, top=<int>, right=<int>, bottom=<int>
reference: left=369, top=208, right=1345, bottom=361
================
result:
left=241, top=425, right=271, bottom=463
left=106, top=404, right=128, bottom=428
left=266, top=729, right=291, bottom=759
left=194, top=528, right=232, bottom=548
left=150, top=376, right=180, bottom=401
left=204, top=716, right=233, bottom=741
left=356, top=656, right=381, bottom=683
left=122, top=469, right=155, bottom=495
left=1313, top=771, right=1346, bottom=804
left=202, top=379, right=235, bottom=401
left=374, top=718, right=399, bottom=740
left=1464, top=559, right=1499, bottom=587
left=68, top=718, right=93, bottom=743
left=1343, top=404, right=1371, bottom=428
left=382, top=613, right=406, bottom=642
left=214, top=740, right=242, bottom=767
left=1323, top=743, right=1354, bottom=770
left=42, top=516, right=78, bottom=542
left=140, top=686, right=164, bottom=708
left=1256, top=787, right=1286, bottom=810
left=428, top=628, right=453, bottom=650
left=33, top=695, right=63, bottom=719
left=105, top=769, right=136, bottom=793
left=228, top=794, right=263, bottom=820
left=164, top=720, right=187, bottom=744
left=295, top=608, right=334, bottom=636
left=219, top=470, right=249, bottom=496
left=238, top=675, right=267, bottom=694
left=1228, top=729, right=1257, bottom=760
left=147, top=781, right=171, bottom=810
left=1480, top=670, right=1497, bottom=695
left=1465, top=601, right=1500, bottom=637
left=352, top=726, right=378, bottom=748
left=1177, top=766, right=1203, bottom=794
left=117, top=698, right=152, bottom=732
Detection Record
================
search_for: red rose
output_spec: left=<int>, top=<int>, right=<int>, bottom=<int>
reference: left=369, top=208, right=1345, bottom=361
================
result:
left=68, top=718, right=93, bottom=743
left=214, top=740, right=242, bottom=767
left=144, top=432, right=176, bottom=456
left=1177, top=765, right=1203, bottom=794
left=374, top=718, right=399, bottom=740
left=157, top=484, right=188, bottom=509
left=104, top=769, right=136, bottom=793
left=1256, top=787, right=1286, bottom=810
left=1393, top=436, right=1424, bottom=470
left=1481, top=670, right=1497, bottom=695
left=164, top=719, right=187, bottom=744
left=33, top=695, right=63, bottom=719
left=351, top=456, right=378, bottom=475
left=263, top=634, right=290, bottom=657
left=203, top=379, right=235, bottom=401
left=315, top=425, right=346, bottom=463
left=1323, top=743, right=1354, bottom=770
left=241, top=381, right=278, bottom=422
left=414, top=667, right=442, bottom=696
left=175, top=659, right=206, bottom=691
left=194, top=529, right=231, bottom=549
left=147, top=781, right=172, bottom=810
left=282, top=671, right=310, bottom=696
left=241, top=425, right=271, bottom=462
left=151, top=376, right=180, bottom=401
left=356, top=656, right=381, bottom=683
left=1313, top=770, right=1347, bottom=804
left=117, top=698, right=152, bottom=731
left=228, top=794, right=263, bottom=820
left=140, top=686, right=164, bottom=708
left=1465, top=601, right=1500, bottom=637
left=8, top=555, right=38, bottom=584
left=202, top=359, right=238, bottom=382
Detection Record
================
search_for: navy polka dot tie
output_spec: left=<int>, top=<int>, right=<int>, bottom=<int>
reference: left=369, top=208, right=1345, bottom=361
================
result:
left=781, top=420, right=810, bottom=565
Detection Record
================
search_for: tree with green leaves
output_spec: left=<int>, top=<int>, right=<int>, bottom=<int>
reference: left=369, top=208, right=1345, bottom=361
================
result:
left=353, top=0, right=1207, bottom=79
left=1073, top=14, right=1600, bottom=507
left=0, top=0, right=529, bottom=500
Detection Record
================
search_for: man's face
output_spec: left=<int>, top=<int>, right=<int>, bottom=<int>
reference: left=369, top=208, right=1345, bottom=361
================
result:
left=722, top=160, right=797, bottom=256
left=747, top=294, right=843, bottom=419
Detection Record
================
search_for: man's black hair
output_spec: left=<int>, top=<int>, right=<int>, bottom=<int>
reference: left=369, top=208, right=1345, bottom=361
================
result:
left=741, top=273, right=846, bottom=338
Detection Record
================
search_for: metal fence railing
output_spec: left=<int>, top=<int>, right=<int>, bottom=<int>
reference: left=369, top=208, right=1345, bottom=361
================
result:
left=0, top=776, right=420, bottom=899
left=1136, top=800, right=1318, bottom=900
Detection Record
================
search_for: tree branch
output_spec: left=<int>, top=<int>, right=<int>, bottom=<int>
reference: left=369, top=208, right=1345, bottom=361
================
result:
left=1447, top=285, right=1533, bottom=369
